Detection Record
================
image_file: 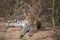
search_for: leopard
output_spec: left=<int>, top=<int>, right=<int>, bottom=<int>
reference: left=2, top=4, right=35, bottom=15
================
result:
left=20, top=13, right=41, bottom=38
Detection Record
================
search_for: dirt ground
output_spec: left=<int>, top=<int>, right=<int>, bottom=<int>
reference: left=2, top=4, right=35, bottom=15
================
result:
left=0, top=22, right=55, bottom=40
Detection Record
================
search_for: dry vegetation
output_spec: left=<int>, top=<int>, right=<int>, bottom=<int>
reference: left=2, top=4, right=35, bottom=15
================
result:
left=0, top=0, right=60, bottom=40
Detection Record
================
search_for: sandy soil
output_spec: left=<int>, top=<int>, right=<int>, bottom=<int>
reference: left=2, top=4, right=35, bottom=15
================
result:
left=0, top=22, right=55, bottom=40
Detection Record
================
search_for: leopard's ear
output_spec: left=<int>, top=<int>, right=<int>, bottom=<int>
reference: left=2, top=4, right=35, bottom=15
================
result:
left=28, top=13, right=34, bottom=17
left=24, top=13, right=33, bottom=17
